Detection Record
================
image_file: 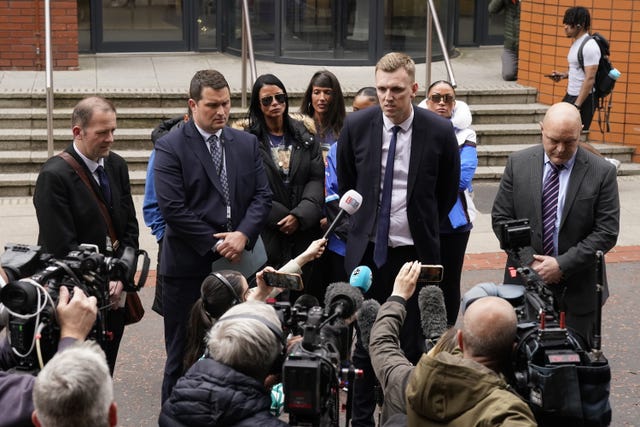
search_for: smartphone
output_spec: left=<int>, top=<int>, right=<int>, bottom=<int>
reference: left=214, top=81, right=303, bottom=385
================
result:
left=418, top=264, right=444, bottom=283
left=262, top=271, right=304, bottom=291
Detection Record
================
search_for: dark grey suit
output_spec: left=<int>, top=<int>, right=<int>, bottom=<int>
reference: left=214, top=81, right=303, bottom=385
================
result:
left=492, top=145, right=619, bottom=343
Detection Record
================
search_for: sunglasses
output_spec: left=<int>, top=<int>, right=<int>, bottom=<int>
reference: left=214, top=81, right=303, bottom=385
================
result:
left=260, top=93, right=288, bottom=106
left=428, top=93, right=455, bottom=104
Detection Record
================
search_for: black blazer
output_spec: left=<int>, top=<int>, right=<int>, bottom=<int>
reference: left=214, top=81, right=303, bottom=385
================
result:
left=337, top=106, right=460, bottom=272
left=33, top=144, right=139, bottom=258
left=154, top=121, right=272, bottom=278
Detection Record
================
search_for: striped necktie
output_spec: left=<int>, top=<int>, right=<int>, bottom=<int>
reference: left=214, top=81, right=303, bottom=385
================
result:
left=541, top=163, right=564, bottom=255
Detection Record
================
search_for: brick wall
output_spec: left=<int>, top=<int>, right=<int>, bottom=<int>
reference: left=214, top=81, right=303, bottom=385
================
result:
left=0, top=0, right=79, bottom=70
left=518, top=0, right=640, bottom=161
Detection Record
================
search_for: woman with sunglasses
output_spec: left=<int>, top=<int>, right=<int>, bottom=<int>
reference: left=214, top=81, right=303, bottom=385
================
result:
left=235, top=74, right=325, bottom=300
left=418, top=80, right=478, bottom=326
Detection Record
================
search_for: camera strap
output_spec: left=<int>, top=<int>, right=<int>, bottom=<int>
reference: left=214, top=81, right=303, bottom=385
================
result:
left=58, top=152, right=120, bottom=252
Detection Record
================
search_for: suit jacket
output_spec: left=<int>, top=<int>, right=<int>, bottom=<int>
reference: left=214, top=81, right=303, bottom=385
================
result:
left=492, top=145, right=619, bottom=314
left=154, top=121, right=272, bottom=278
left=337, top=105, right=460, bottom=272
left=33, top=144, right=139, bottom=258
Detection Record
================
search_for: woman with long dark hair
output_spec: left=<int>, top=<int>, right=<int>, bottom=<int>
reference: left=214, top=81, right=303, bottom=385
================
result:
left=236, top=73, right=325, bottom=299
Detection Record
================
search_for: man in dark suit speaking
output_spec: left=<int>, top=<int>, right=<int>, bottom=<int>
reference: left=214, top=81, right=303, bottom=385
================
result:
left=492, top=102, right=619, bottom=347
left=33, top=96, right=139, bottom=374
left=337, top=52, right=460, bottom=425
left=154, top=70, right=271, bottom=402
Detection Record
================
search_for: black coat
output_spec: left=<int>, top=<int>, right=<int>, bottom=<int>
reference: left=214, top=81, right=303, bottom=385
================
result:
left=159, top=358, right=288, bottom=427
left=33, top=144, right=139, bottom=258
left=243, top=116, right=324, bottom=271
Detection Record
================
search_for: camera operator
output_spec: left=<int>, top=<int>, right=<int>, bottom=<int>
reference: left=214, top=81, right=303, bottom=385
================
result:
left=369, top=261, right=536, bottom=426
left=492, top=102, right=619, bottom=347
left=32, top=341, right=116, bottom=427
left=0, top=283, right=98, bottom=427
left=159, top=301, right=287, bottom=427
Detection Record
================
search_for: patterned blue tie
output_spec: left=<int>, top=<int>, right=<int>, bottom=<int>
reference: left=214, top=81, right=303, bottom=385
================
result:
left=374, top=125, right=401, bottom=268
left=208, top=134, right=231, bottom=230
left=96, top=165, right=112, bottom=206
left=541, top=163, right=564, bottom=255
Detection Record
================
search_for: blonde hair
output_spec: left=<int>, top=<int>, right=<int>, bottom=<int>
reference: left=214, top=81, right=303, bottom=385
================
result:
left=375, top=52, right=416, bottom=81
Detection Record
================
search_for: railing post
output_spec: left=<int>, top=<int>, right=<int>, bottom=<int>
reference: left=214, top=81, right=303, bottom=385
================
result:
left=425, top=0, right=457, bottom=91
left=241, top=0, right=258, bottom=109
left=45, top=0, right=54, bottom=158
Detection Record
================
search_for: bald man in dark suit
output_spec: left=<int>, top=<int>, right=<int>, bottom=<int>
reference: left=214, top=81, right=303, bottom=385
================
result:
left=492, top=102, right=619, bottom=347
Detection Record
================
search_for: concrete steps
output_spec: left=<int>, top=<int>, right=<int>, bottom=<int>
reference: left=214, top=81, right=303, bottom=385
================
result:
left=0, top=86, right=636, bottom=196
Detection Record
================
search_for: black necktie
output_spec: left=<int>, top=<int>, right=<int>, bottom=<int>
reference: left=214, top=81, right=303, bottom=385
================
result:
left=96, top=165, right=112, bottom=206
left=541, top=163, right=564, bottom=255
left=374, top=125, right=401, bottom=268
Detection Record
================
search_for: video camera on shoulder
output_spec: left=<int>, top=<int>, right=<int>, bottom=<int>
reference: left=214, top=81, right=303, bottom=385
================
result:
left=0, top=243, right=149, bottom=372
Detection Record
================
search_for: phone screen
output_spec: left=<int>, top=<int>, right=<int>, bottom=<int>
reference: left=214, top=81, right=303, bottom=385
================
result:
left=263, top=271, right=304, bottom=291
left=418, top=265, right=443, bottom=283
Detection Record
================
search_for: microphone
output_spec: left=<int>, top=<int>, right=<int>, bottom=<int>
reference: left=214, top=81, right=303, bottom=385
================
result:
left=356, top=299, right=381, bottom=353
left=322, top=190, right=363, bottom=240
left=349, top=265, right=372, bottom=294
left=418, top=285, right=448, bottom=341
left=323, top=281, right=364, bottom=319
left=293, top=294, right=319, bottom=312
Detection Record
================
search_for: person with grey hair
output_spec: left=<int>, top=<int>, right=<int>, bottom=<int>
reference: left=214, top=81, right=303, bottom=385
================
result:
left=32, top=341, right=116, bottom=427
left=159, top=301, right=287, bottom=427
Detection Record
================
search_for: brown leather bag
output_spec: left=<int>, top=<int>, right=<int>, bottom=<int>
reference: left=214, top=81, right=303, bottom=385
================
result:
left=58, top=152, right=144, bottom=325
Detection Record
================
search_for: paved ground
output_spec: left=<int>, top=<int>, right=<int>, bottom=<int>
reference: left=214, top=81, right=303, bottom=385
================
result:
left=1, top=47, right=638, bottom=425
left=1, top=177, right=638, bottom=426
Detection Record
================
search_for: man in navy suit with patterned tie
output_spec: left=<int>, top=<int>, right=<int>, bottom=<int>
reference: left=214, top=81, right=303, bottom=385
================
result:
left=492, top=102, right=619, bottom=347
left=154, top=70, right=271, bottom=402
left=337, top=52, right=460, bottom=426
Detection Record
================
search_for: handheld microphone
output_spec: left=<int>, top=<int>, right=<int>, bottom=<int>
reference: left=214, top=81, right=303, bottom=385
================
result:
left=349, top=265, right=372, bottom=294
left=418, top=285, right=448, bottom=341
left=323, top=281, right=364, bottom=319
left=356, top=299, right=381, bottom=352
left=322, top=190, right=363, bottom=240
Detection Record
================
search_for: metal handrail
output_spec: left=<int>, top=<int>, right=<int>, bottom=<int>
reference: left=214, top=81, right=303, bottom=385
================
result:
left=241, top=0, right=258, bottom=108
left=425, top=0, right=456, bottom=91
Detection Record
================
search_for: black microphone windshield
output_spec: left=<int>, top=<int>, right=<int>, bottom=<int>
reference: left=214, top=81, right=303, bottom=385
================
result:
left=356, top=299, right=381, bottom=353
left=418, top=285, right=448, bottom=340
left=324, top=281, right=364, bottom=319
left=293, top=294, right=319, bottom=311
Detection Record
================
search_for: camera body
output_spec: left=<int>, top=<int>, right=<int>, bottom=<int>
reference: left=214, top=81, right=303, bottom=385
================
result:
left=496, top=220, right=611, bottom=426
left=270, top=301, right=353, bottom=426
left=0, top=243, right=148, bottom=372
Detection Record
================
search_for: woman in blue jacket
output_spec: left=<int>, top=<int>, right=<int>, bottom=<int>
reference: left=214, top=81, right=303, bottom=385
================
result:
left=418, top=80, right=478, bottom=325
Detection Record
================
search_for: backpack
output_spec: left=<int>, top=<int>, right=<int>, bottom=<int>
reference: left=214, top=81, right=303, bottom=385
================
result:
left=578, top=33, right=618, bottom=133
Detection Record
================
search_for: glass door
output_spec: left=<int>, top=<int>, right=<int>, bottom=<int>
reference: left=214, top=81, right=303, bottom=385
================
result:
left=94, top=0, right=189, bottom=52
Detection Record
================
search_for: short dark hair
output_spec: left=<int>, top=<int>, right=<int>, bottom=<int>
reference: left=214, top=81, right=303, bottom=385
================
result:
left=563, top=6, right=591, bottom=30
left=427, top=80, right=455, bottom=94
left=355, top=86, right=377, bottom=99
left=189, top=69, right=230, bottom=101
left=71, top=96, right=116, bottom=129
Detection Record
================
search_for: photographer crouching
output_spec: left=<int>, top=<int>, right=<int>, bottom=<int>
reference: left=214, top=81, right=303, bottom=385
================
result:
left=0, top=265, right=98, bottom=427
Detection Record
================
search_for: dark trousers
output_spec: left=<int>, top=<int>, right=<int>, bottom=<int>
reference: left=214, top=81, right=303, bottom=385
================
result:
left=352, top=243, right=423, bottom=426
left=161, top=275, right=203, bottom=403
left=563, top=93, right=595, bottom=131
left=439, top=231, right=471, bottom=326
left=152, top=238, right=164, bottom=315
left=103, top=307, right=125, bottom=375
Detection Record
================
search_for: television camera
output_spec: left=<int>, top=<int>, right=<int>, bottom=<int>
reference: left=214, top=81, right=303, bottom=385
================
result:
left=0, top=243, right=149, bottom=372
left=270, top=282, right=363, bottom=427
left=489, top=219, right=612, bottom=426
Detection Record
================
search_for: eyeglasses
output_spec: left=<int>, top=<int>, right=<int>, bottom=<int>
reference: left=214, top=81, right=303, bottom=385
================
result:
left=260, top=93, right=288, bottom=106
left=428, top=93, right=455, bottom=104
